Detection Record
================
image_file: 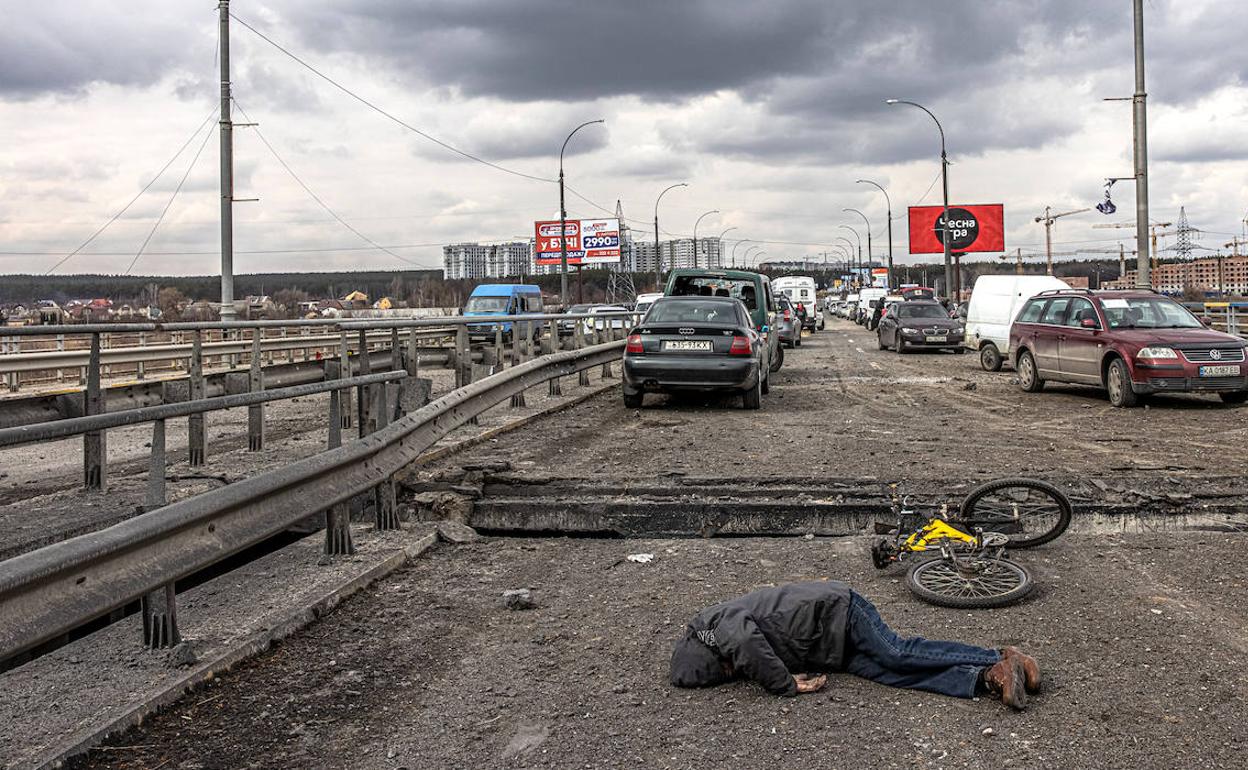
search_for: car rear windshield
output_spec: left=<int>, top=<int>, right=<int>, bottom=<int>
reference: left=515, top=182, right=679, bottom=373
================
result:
left=670, top=276, right=758, bottom=310
left=1102, top=297, right=1203, bottom=329
left=896, top=304, right=947, bottom=319
left=464, top=296, right=510, bottom=312
left=647, top=300, right=742, bottom=325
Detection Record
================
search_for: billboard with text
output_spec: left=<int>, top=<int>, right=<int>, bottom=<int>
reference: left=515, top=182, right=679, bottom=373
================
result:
left=534, top=218, right=621, bottom=266
left=908, top=204, right=1005, bottom=254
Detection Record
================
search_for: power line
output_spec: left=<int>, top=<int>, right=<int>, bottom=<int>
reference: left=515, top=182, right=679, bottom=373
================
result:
left=125, top=117, right=217, bottom=275
left=229, top=12, right=554, bottom=184
left=233, top=100, right=424, bottom=267
left=44, top=108, right=219, bottom=275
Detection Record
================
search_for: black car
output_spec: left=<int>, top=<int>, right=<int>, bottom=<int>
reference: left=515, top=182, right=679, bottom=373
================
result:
left=622, top=296, right=767, bottom=409
left=877, top=300, right=966, bottom=354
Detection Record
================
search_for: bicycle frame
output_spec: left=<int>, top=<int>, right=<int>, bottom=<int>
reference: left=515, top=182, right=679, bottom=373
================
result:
left=900, top=518, right=980, bottom=553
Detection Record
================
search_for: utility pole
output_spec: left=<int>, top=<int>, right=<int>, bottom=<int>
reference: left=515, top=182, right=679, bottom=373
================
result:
left=1132, top=0, right=1151, bottom=289
left=1016, top=247, right=1024, bottom=275
left=218, top=0, right=236, bottom=321
left=1034, top=206, right=1091, bottom=275
left=1119, top=243, right=1126, bottom=278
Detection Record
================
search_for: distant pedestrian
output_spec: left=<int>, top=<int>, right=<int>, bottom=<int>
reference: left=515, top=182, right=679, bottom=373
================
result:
left=670, top=581, right=1039, bottom=710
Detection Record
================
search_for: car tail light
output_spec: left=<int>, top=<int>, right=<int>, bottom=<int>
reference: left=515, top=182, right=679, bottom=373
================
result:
left=625, top=334, right=644, bottom=353
left=729, top=335, right=753, bottom=355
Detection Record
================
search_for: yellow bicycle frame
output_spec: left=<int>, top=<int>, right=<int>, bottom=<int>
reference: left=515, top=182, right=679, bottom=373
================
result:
left=900, top=519, right=979, bottom=553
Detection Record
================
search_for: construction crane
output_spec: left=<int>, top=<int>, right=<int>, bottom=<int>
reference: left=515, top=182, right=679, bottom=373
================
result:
left=1093, top=221, right=1173, bottom=283
left=1034, top=207, right=1092, bottom=276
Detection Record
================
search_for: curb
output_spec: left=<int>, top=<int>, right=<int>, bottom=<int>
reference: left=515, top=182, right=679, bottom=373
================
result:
left=413, top=379, right=617, bottom=466
left=33, top=531, right=438, bottom=770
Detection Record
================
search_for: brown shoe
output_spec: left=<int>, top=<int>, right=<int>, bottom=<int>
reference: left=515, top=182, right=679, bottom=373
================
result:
left=1001, top=646, right=1041, bottom=694
left=983, top=657, right=1028, bottom=710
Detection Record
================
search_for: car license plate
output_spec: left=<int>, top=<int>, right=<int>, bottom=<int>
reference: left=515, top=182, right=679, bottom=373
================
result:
left=1199, top=364, right=1239, bottom=377
left=663, top=340, right=712, bottom=352
left=925, top=335, right=948, bottom=343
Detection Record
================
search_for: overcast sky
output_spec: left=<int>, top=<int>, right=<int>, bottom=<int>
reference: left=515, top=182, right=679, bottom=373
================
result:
left=1, top=0, right=1246, bottom=278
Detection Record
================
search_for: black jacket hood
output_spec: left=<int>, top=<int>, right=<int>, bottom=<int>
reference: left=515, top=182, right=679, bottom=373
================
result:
left=669, top=629, right=730, bottom=688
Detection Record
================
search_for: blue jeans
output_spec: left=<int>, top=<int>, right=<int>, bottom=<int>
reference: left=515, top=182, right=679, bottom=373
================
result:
left=844, top=592, right=1000, bottom=699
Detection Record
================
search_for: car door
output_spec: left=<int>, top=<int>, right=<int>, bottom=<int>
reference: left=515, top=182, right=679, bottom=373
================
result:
left=878, top=303, right=898, bottom=346
left=1057, top=297, right=1104, bottom=383
left=1032, top=298, right=1070, bottom=378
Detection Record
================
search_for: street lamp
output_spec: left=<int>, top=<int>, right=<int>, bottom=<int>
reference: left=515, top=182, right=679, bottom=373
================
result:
left=742, top=245, right=763, bottom=266
left=857, top=179, right=894, bottom=288
left=654, top=182, right=688, bottom=288
left=839, top=225, right=862, bottom=287
left=558, top=119, right=604, bottom=307
left=716, top=227, right=738, bottom=268
left=886, top=98, right=953, bottom=298
left=692, top=210, right=720, bottom=269
left=844, top=208, right=872, bottom=284
left=749, top=250, right=767, bottom=267
left=731, top=239, right=753, bottom=268
left=835, top=237, right=856, bottom=278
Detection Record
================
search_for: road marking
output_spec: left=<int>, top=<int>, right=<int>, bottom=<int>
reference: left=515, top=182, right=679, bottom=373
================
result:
left=869, top=361, right=882, bottom=370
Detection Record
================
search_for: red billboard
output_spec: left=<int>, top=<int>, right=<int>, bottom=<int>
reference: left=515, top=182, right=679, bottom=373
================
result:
left=908, top=204, right=1005, bottom=254
left=533, top=218, right=621, bottom=266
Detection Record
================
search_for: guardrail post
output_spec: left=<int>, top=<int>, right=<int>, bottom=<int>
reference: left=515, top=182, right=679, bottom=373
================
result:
left=84, top=332, right=107, bottom=490
left=510, top=321, right=527, bottom=408
left=140, top=417, right=180, bottom=648
left=248, top=331, right=265, bottom=451
left=599, top=323, right=615, bottom=379
left=371, top=386, right=400, bottom=531
left=56, top=333, right=65, bottom=384
left=136, top=332, right=146, bottom=380
left=1, top=336, right=16, bottom=392
left=324, top=364, right=355, bottom=556
left=390, top=327, right=402, bottom=372
left=455, top=325, right=469, bottom=388
left=357, top=330, right=373, bottom=437
left=406, top=328, right=421, bottom=376
left=494, top=325, right=504, bottom=366
left=339, top=332, right=353, bottom=429
left=188, top=331, right=206, bottom=466
left=576, top=321, right=591, bottom=387
left=548, top=322, right=562, bottom=396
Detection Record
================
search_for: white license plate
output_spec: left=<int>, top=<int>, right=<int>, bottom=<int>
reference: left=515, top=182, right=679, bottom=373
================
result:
left=925, top=335, right=948, bottom=343
left=1199, top=365, right=1239, bottom=377
left=663, top=340, right=712, bottom=352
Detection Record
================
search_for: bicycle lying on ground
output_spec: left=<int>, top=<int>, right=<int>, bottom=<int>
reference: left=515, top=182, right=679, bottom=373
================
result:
left=871, top=478, right=1072, bottom=609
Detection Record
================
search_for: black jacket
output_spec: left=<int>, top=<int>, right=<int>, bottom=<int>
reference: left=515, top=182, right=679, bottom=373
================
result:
left=669, top=581, right=853, bottom=697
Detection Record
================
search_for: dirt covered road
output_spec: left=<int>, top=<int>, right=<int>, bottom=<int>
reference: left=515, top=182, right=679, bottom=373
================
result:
left=76, top=531, right=1247, bottom=770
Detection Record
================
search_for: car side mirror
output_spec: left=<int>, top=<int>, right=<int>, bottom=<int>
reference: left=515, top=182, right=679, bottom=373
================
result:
left=1200, top=315, right=1214, bottom=327
left=1081, top=317, right=1099, bottom=329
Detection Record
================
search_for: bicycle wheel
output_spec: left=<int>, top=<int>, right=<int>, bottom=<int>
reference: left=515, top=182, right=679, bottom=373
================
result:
left=958, top=477, right=1072, bottom=548
left=905, top=557, right=1034, bottom=609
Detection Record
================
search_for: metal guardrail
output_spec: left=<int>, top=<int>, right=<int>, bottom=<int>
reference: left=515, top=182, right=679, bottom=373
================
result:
left=0, top=338, right=624, bottom=662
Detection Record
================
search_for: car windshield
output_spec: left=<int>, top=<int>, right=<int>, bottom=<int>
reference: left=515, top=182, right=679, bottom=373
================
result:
left=1102, top=297, right=1203, bottom=329
left=669, top=276, right=757, bottom=308
left=647, top=300, right=740, bottom=325
left=464, top=296, right=509, bottom=312
left=897, top=304, right=947, bottom=319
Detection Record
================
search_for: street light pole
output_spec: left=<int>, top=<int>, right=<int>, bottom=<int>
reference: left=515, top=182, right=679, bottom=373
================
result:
left=716, top=227, right=738, bottom=268
left=218, top=0, right=236, bottom=321
left=558, top=119, right=605, bottom=307
left=1131, top=0, right=1151, bottom=289
left=654, top=183, right=688, bottom=289
left=835, top=236, right=856, bottom=281
left=731, top=239, right=752, bottom=268
left=887, top=99, right=952, bottom=298
left=844, top=209, right=872, bottom=285
left=857, top=179, right=894, bottom=288
left=742, top=245, right=763, bottom=267
left=692, top=210, right=719, bottom=269
left=840, top=225, right=862, bottom=287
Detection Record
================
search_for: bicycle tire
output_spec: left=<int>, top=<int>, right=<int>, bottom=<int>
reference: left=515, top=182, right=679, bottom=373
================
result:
left=958, top=477, right=1072, bottom=548
left=906, top=557, right=1035, bottom=609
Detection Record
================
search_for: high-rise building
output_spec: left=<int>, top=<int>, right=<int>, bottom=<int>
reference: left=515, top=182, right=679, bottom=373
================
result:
left=443, top=241, right=533, bottom=280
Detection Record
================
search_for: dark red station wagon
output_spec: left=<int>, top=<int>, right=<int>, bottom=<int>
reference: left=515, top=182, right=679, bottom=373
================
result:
left=1009, top=289, right=1248, bottom=408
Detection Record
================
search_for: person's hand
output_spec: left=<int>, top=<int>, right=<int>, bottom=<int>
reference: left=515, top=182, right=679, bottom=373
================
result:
left=794, top=673, right=827, bottom=694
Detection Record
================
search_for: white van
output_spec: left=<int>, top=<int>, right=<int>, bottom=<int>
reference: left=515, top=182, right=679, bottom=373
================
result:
left=857, top=288, right=887, bottom=325
left=633, top=292, right=664, bottom=318
left=964, top=274, right=1071, bottom=371
left=841, top=293, right=859, bottom=318
left=772, top=276, right=822, bottom=331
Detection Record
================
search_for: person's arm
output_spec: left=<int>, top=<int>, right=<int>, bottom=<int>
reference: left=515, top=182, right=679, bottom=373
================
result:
left=714, top=609, right=798, bottom=696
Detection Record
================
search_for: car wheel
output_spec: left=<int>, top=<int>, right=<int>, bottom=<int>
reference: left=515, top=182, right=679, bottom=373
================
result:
left=896, top=337, right=907, bottom=354
left=761, top=371, right=771, bottom=395
left=795, top=334, right=803, bottom=347
left=623, top=390, right=644, bottom=409
left=1017, top=350, right=1045, bottom=392
left=1106, top=358, right=1138, bottom=408
left=953, top=347, right=966, bottom=354
left=980, top=343, right=1003, bottom=372
left=743, top=374, right=763, bottom=410
left=769, top=344, right=785, bottom=373
left=1219, top=392, right=1248, bottom=405
left=819, top=320, right=825, bottom=330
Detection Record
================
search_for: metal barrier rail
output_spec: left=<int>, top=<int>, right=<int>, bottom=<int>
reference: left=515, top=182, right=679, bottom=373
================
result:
left=0, top=338, right=624, bottom=661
